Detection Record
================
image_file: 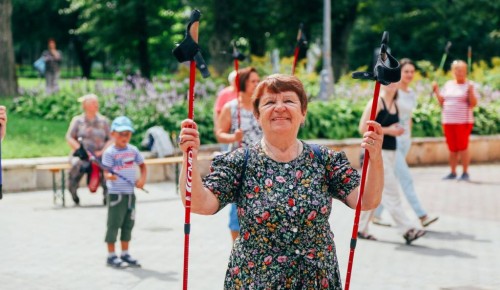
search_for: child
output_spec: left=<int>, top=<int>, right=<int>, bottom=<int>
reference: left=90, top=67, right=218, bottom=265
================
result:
left=102, top=116, right=147, bottom=268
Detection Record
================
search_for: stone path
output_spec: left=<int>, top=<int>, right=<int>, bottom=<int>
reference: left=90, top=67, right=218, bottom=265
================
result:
left=0, top=163, right=499, bottom=290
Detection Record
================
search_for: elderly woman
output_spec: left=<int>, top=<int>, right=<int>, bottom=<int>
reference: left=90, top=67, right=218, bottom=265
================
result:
left=433, top=60, right=478, bottom=181
left=179, top=74, right=384, bottom=288
left=215, top=67, right=263, bottom=241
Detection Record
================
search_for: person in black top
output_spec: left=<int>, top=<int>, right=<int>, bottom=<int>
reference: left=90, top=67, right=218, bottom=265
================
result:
left=357, top=83, right=426, bottom=244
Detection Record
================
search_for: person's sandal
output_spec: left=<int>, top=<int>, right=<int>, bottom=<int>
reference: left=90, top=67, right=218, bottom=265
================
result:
left=420, top=215, right=439, bottom=227
left=403, top=229, right=426, bottom=245
left=372, top=216, right=392, bottom=227
left=358, top=232, right=377, bottom=241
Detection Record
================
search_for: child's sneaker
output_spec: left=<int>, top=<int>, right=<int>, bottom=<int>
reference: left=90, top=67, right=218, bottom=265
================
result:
left=107, top=255, right=128, bottom=268
left=120, top=254, right=141, bottom=268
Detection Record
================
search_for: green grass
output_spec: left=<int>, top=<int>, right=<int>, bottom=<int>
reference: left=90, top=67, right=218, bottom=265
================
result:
left=18, top=77, right=119, bottom=90
left=2, top=115, right=69, bottom=159
left=1, top=97, right=69, bottom=158
left=2, top=77, right=140, bottom=159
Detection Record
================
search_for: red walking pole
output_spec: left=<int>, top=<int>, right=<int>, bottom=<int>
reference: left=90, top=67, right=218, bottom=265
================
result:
left=172, top=9, right=210, bottom=290
left=292, top=23, right=307, bottom=75
left=344, top=81, right=380, bottom=290
left=232, top=43, right=244, bottom=143
left=0, top=125, right=3, bottom=200
left=345, top=31, right=401, bottom=290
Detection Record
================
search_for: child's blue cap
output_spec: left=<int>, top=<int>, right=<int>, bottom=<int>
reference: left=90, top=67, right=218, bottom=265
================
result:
left=111, top=116, right=135, bottom=132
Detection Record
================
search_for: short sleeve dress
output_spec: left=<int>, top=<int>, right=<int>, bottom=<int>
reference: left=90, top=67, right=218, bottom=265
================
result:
left=203, top=141, right=360, bottom=289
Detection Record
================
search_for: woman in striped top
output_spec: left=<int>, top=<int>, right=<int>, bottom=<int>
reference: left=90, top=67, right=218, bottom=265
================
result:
left=433, top=60, right=479, bottom=181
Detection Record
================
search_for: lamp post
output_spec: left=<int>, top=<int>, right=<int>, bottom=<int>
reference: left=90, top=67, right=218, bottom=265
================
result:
left=318, top=0, right=334, bottom=100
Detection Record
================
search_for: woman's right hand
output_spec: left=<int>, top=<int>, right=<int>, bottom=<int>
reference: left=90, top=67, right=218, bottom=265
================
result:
left=233, top=129, right=244, bottom=142
left=179, top=119, right=201, bottom=154
left=432, top=81, right=439, bottom=94
left=361, top=121, right=384, bottom=163
left=387, top=123, right=404, bottom=136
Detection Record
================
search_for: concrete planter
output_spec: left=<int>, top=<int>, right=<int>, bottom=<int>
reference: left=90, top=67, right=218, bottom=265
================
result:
left=2, top=135, right=500, bottom=193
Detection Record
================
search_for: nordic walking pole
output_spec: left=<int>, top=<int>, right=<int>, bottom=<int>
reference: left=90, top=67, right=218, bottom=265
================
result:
left=172, top=9, right=210, bottom=290
left=232, top=42, right=245, bottom=147
left=0, top=125, right=3, bottom=200
left=347, top=31, right=401, bottom=290
left=431, top=41, right=452, bottom=100
left=292, top=23, right=307, bottom=75
left=467, top=46, right=472, bottom=75
left=171, top=131, right=180, bottom=194
left=439, top=41, right=452, bottom=73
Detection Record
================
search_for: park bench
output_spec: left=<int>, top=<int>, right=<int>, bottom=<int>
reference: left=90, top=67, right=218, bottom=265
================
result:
left=36, top=154, right=214, bottom=207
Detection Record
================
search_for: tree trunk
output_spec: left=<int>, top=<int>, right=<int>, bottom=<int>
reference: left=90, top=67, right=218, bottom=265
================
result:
left=73, top=37, right=93, bottom=79
left=331, top=1, right=358, bottom=82
left=207, top=0, right=232, bottom=75
left=0, top=0, right=18, bottom=97
left=249, top=38, right=266, bottom=57
left=136, top=1, right=151, bottom=79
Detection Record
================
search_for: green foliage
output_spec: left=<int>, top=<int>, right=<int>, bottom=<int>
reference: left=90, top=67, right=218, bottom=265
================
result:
left=11, top=77, right=219, bottom=148
left=473, top=103, right=500, bottom=135
left=9, top=56, right=500, bottom=159
left=299, top=99, right=365, bottom=139
left=65, top=0, right=186, bottom=75
left=11, top=0, right=500, bottom=79
left=412, top=101, right=443, bottom=137
left=349, top=0, right=500, bottom=73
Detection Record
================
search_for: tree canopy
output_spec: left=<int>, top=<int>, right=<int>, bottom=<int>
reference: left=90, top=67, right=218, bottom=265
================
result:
left=9, top=0, right=500, bottom=79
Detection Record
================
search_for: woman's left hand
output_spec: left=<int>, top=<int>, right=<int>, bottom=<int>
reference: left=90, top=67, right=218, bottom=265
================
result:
left=361, top=120, right=383, bottom=162
left=179, top=119, right=201, bottom=154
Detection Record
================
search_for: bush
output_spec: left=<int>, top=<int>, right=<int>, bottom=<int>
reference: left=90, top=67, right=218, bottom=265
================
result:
left=11, top=77, right=220, bottom=146
left=12, top=59, right=500, bottom=147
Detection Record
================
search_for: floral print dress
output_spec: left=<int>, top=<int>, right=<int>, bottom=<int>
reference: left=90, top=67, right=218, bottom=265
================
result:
left=203, top=142, right=360, bottom=289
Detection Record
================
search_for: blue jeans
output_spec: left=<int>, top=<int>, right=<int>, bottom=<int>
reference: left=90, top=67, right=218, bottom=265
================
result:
left=375, top=136, right=427, bottom=218
left=228, top=203, right=240, bottom=231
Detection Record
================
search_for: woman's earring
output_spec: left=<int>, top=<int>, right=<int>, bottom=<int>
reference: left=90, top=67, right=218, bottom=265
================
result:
left=300, top=122, right=305, bottom=128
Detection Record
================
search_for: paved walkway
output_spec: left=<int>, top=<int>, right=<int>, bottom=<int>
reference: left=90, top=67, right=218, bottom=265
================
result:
left=0, top=163, right=499, bottom=290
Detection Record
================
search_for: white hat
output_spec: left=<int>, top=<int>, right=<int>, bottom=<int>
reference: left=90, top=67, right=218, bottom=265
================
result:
left=77, top=94, right=98, bottom=103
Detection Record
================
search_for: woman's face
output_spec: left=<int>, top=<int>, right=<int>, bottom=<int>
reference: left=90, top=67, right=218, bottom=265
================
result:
left=453, top=63, right=467, bottom=82
left=244, top=72, right=260, bottom=95
left=83, top=99, right=99, bottom=115
left=257, top=91, right=306, bottom=136
left=400, top=63, right=415, bottom=85
left=48, top=40, right=56, bottom=50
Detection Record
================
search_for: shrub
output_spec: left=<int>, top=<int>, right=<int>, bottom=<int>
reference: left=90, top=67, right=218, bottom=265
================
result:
left=12, top=58, right=500, bottom=147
